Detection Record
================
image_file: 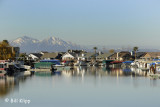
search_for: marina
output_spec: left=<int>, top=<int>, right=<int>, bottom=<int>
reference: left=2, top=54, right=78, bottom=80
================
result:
left=0, top=46, right=160, bottom=107
left=0, top=66, right=160, bottom=107
left=1, top=57, right=160, bottom=78
left=1, top=0, right=160, bottom=106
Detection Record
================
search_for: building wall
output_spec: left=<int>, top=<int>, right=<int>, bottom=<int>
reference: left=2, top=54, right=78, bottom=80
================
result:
left=13, top=47, right=20, bottom=58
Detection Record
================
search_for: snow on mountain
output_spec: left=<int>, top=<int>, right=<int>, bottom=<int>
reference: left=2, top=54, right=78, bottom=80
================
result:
left=10, top=36, right=82, bottom=53
left=11, top=36, right=39, bottom=45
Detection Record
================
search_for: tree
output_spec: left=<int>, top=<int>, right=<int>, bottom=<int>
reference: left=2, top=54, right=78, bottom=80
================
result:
left=2, top=40, right=9, bottom=45
left=0, top=40, right=15, bottom=60
left=0, top=40, right=9, bottom=47
left=109, top=49, right=115, bottom=53
left=133, top=46, right=138, bottom=59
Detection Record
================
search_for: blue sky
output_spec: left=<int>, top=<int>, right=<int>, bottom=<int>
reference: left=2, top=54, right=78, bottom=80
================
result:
left=0, top=0, right=160, bottom=48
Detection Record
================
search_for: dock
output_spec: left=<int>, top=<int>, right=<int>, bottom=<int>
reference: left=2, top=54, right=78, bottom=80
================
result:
left=28, top=69, right=52, bottom=72
left=27, top=66, right=72, bottom=72
left=148, top=73, right=160, bottom=79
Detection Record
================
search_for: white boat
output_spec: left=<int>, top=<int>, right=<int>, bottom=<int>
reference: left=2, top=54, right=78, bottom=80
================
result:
left=74, top=61, right=87, bottom=66
left=21, top=65, right=31, bottom=70
left=54, top=64, right=65, bottom=67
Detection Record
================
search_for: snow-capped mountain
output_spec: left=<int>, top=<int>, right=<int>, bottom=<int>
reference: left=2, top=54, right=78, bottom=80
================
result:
left=10, top=36, right=82, bottom=53
left=11, top=36, right=39, bottom=45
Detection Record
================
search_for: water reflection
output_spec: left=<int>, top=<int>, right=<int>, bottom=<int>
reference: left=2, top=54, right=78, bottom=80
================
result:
left=61, top=66, right=144, bottom=78
left=0, top=77, right=16, bottom=98
left=31, top=66, right=153, bottom=79
left=0, top=66, right=159, bottom=99
left=59, top=67, right=160, bottom=88
left=0, top=75, right=31, bottom=98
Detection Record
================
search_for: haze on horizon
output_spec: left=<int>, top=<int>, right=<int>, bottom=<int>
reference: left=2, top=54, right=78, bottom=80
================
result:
left=0, top=0, right=160, bottom=49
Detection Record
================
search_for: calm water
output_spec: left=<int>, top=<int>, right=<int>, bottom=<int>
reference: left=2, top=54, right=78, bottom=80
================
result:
left=0, top=66, right=160, bottom=107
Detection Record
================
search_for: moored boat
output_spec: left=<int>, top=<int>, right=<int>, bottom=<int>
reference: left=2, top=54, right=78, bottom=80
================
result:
left=121, top=61, right=133, bottom=68
left=102, top=60, right=114, bottom=67
left=74, top=60, right=87, bottom=66
left=34, top=60, right=62, bottom=69
left=110, top=61, right=123, bottom=68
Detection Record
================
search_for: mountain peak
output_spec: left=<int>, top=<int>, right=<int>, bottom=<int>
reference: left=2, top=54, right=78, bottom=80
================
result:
left=21, top=36, right=37, bottom=40
left=22, top=36, right=30, bottom=39
left=45, top=36, right=60, bottom=41
left=51, top=36, right=56, bottom=40
left=10, top=36, right=82, bottom=53
left=11, top=36, right=39, bottom=44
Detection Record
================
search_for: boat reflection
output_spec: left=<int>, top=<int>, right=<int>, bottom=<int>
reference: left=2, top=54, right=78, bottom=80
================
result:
left=61, top=66, right=146, bottom=78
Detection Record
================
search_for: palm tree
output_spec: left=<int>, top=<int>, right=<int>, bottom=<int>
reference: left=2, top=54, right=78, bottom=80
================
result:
left=93, top=47, right=97, bottom=54
left=93, top=47, right=97, bottom=60
left=133, top=46, right=138, bottom=59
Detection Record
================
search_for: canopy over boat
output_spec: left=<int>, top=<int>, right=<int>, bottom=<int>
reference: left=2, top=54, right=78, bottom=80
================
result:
left=40, top=60, right=60, bottom=65
left=153, top=59, right=160, bottom=61
left=150, top=62, right=160, bottom=66
left=102, top=60, right=114, bottom=64
left=122, top=61, right=133, bottom=64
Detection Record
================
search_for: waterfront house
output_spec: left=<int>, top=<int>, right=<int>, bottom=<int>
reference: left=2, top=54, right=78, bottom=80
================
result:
left=83, top=52, right=97, bottom=61
left=140, top=52, right=160, bottom=61
left=77, top=53, right=86, bottom=61
left=130, top=51, right=146, bottom=59
left=28, top=53, right=42, bottom=61
left=62, top=52, right=76, bottom=61
left=96, top=53, right=114, bottom=61
left=62, top=50, right=86, bottom=61
left=134, top=52, right=146, bottom=59
left=68, top=49, right=86, bottom=53
left=41, top=52, right=58, bottom=60
left=109, top=51, right=131, bottom=61
left=41, top=52, right=63, bottom=60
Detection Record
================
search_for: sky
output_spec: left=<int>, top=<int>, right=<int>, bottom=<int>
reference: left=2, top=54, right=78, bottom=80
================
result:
left=0, top=0, right=160, bottom=49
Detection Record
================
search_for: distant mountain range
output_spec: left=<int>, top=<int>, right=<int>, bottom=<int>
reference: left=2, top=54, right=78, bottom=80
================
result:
left=10, top=36, right=82, bottom=53
left=10, top=36, right=160, bottom=53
